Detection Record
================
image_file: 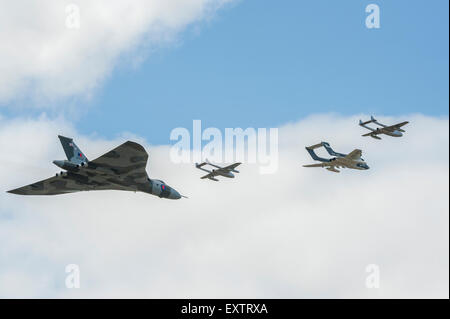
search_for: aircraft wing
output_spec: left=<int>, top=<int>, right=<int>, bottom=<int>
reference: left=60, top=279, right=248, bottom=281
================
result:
left=200, top=172, right=213, bottom=179
left=200, top=173, right=218, bottom=181
left=303, top=163, right=330, bottom=168
left=89, top=141, right=148, bottom=174
left=220, top=162, right=241, bottom=172
left=7, top=172, right=126, bottom=195
left=345, top=149, right=362, bottom=160
left=8, top=174, right=81, bottom=195
left=393, top=121, right=409, bottom=128
left=86, top=141, right=150, bottom=191
left=389, top=121, right=409, bottom=130
left=362, top=131, right=376, bottom=137
left=8, top=141, right=150, bottom=195
left=380, top=121, right=409, bottom=132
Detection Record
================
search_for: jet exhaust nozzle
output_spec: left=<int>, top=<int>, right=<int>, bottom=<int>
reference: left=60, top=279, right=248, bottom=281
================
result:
left=53, top=160, right=79, bottom=171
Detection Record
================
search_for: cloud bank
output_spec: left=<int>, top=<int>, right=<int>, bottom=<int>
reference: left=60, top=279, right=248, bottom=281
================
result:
left=0, top=113, right=448, bottom=298
left=0, top=0, right=232, bottom=105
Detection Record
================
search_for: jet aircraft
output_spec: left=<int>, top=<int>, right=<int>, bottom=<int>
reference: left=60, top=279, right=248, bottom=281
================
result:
left=195, top=160, right=241, bottom=181
left=7, top=135, right=184, bottom=199
left=359, top=116, right=409, bottom=140
left=303, top=142, right=369, bottom=173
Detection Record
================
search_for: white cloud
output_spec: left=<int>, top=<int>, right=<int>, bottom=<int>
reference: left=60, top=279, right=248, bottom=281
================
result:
left=0, top=0, right=232, bottom=105
left=0, top=113, right=448, bottom=298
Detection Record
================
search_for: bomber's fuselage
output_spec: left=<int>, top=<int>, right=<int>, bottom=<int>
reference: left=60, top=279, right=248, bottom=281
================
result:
left=147, top=178, right=181, bottom=199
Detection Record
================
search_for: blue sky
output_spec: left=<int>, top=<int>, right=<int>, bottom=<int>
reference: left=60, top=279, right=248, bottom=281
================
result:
left=3, top=0, right=449, bottom=144
left=0, top=1, right=448, bottom=298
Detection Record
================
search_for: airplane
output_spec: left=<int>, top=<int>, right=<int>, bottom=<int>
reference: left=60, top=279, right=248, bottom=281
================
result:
left=7, top=135, right=184, bottom=199
left=195, top=159, right=241, bottom=181
left=359, top=116, right=409, bottom=140
left=303, top=142, right=369, bottom=173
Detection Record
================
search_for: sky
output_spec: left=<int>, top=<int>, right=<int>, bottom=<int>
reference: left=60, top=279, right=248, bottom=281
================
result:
left=1, top=0, right=448, bottom=143
left=0, top=1, right=448, bottom=298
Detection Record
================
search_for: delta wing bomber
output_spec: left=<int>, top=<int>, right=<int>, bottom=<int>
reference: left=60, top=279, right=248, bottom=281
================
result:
left=7, top=135, right=185, bottom=199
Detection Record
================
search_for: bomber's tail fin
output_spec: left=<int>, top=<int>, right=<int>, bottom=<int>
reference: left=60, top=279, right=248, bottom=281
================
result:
left=58, top=135, right=88, bottom=165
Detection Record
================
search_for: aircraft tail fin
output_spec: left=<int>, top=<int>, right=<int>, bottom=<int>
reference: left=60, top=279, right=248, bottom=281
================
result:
left=321, top=142, right=337, bottom=156
left=359, top=117, right=376, bottom=129
left=305, top=143, right=331, bottom=162
left=321, top=142, right=346, bottom=157
left=370, top=116, right=388, bottom=128
left=58, top=135, right=88, bottom=165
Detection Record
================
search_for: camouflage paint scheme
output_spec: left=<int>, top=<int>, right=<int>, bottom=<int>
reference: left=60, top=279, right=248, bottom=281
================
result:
left=7, top=138, right=182, bottom=199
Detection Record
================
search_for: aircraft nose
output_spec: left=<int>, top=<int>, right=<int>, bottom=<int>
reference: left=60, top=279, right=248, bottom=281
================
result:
left=168, top=189, right=181, bottom=200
